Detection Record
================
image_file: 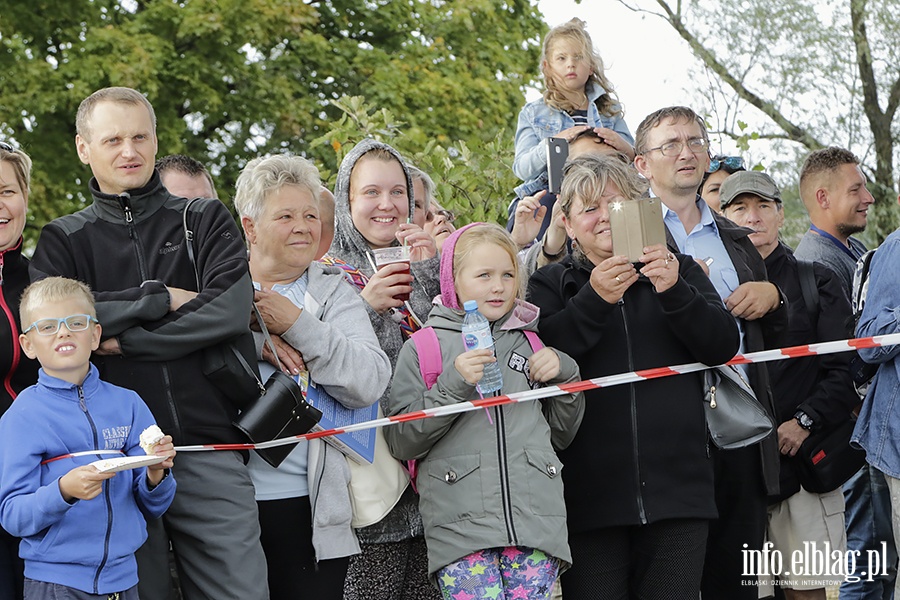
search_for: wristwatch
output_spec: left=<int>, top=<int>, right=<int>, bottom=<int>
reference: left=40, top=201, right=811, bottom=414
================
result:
left=794, top=410, right=814, bottom=430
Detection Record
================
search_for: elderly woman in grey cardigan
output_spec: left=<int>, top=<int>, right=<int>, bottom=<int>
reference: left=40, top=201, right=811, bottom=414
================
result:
left=235, top=154, right=391, bottom=600
left=325, top=139, right=442, bottom=600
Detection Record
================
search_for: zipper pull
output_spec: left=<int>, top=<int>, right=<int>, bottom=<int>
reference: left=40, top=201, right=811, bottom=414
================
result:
left=78, top=386, right=87, bottom=412
left=709, top=385, right=717, bottom=409
left=118, top=192, right=133, bottom=224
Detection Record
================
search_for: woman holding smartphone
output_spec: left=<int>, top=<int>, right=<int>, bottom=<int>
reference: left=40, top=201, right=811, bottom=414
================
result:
left=527, top=154, right=740, bottom=599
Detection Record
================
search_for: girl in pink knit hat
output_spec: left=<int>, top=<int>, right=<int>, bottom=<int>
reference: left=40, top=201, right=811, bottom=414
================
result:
left=384, top=222, right=585, bottom=599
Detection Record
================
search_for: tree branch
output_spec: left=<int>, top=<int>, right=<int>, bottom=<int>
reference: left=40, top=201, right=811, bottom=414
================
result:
left=886, top=76, right=900, bottom=122
left=620, top=0, right=826, bottom=150
left=850, top=0, right=883, bottom=127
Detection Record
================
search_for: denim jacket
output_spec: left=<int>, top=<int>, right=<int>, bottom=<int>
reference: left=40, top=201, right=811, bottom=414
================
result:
left=852, top=228, right=900, bottom=479
left=512, top=81, right=633, bottom=199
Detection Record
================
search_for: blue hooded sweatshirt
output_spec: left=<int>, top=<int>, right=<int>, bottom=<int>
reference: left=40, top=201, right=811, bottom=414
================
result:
left=0, top=364, right=176, bottom=594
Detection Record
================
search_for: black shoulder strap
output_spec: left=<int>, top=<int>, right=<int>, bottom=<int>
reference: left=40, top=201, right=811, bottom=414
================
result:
left=797, top=260, right=819, bottom=330
left=183, top=197, right=202, bottom=290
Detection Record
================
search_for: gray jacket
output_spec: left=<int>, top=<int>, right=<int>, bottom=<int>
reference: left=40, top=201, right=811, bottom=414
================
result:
left=249, top=261, right=391, bottom=560
left=385, top=299, right=584, bottom=577
left=328, top=138, right=442, bottom=543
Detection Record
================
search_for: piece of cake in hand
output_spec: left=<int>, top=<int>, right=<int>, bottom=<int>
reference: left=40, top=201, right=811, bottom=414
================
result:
left=140, top=424, right=165, bottom=455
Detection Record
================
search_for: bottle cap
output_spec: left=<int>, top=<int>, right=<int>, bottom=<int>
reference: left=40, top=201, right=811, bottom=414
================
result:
left=463, top=300, right=478, bottom=312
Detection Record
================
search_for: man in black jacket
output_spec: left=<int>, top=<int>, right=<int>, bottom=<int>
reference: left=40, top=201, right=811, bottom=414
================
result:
left=633, top=106, right=788, bottom=599
left=722, top=171, right=857, bottom=599
left=30, top=87, right=268, bottom=600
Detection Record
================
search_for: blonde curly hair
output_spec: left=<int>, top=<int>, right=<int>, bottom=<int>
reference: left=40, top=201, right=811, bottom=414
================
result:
left=540, top=18, right=622, bottom=118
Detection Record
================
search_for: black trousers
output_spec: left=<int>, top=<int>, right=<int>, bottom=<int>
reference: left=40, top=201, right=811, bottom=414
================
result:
left=562, top=519, right=708, bottom=599
left=0, top=525, right=23, bottom=600
left=258, top=496, right=350, bottom=600
left=701, top=444, right=768, bottom=600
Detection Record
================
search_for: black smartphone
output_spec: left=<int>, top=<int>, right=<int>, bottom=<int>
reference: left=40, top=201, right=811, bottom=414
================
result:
left=547, top=137, right=569, bottom=195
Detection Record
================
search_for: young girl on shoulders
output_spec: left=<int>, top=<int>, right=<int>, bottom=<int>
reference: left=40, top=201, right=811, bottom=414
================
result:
left=513, top=18, right=634, bottom=200
left=384, top=222, right=585, bottom=599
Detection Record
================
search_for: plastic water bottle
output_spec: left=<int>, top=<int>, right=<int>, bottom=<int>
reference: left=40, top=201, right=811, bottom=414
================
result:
left=461, top=300, right=503, bottom=395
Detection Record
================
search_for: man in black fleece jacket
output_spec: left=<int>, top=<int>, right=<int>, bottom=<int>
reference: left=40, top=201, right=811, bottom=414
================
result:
left=29, top=87, right=267, bottom=600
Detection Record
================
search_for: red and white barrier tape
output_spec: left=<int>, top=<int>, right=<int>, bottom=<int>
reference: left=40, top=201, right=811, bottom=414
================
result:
left=169, top=332, right=900, bottom=454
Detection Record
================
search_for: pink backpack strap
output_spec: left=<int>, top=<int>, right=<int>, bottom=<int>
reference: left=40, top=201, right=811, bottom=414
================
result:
left=411, top=327, right=443, bottom=390
left=407, top=327, right=445, bottom=495
left=524, top=330, right=544, bottom=352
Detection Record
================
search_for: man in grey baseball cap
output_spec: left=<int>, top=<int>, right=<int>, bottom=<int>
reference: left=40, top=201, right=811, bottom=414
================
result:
left=719, top=170, right=782, bottom=212
left=720, top=167, right=858, bottom=600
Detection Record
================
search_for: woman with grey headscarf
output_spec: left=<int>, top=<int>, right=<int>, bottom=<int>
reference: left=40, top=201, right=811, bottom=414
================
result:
left=325, top=139, right=441, bottom=599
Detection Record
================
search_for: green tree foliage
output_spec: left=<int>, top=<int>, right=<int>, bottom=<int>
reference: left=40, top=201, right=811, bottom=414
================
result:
left=0, top=0, right=544, bottom=243
left=618, top=0, right=900, bottom=244
left=312, top=95, right=515, bottom=225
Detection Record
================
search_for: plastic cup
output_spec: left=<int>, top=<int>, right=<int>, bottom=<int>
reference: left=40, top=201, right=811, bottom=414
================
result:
left=372, top=246, right=412, bottom=302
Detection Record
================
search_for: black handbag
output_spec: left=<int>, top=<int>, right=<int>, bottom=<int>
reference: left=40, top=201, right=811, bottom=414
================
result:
left=232, top=305, right=322, bottom=468
left=703, top=365, right=774, bottom=449
left=795, top=419, right=866, bottom=493
left=183, top=198, right=263, bottom=409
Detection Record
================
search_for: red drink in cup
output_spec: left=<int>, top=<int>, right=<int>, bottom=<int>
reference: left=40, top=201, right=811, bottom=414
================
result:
left=372, top=246, right=412, bottom=302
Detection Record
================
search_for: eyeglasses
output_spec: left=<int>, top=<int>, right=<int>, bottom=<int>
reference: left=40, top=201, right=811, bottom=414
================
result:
left=23, top=314, right=98, bottom=336
left=426, top=209, right=455, bottom=223
left=642, top=138, right=709, bottom=157
left=708, top=156, right=745, bottom=173
left=0, top=141, right=15, bottom=153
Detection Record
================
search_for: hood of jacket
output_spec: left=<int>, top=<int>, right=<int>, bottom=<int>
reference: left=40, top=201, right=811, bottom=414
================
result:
left=426, top=298, right=541, bottom=336
left=330, top=139, right=416, bottom=272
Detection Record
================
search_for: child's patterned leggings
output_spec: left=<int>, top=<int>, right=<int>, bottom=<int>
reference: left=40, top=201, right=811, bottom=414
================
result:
left=436, top=546, right=559, bottom=600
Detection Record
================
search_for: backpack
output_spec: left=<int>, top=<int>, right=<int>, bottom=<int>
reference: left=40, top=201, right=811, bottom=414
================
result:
left=850, top=249, right=878, bottom=397
left=405, top=326, right=544, bottom=489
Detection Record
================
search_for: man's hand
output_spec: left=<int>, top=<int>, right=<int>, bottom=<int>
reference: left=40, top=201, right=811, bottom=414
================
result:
left=725, top=281, right=780, bottom=320
left=167, top=286, right=198, bottom=312
left=59, top=465, right=115, bottom=502
left=95, top=337, right=122, bottom=356
left=777, top=419, right=810, bottom=457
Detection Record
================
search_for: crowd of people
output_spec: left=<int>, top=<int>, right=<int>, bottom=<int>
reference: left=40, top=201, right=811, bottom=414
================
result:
left=0, top=14, right=899, bottom=600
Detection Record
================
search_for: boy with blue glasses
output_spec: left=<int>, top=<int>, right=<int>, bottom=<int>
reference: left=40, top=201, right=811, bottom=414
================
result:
left=0, top=277, right=175, bottom=599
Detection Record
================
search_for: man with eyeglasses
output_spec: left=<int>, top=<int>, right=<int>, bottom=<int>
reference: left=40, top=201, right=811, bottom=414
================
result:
left=28, top=87, right=268, bottom=600
left=633, top=106, right=787, bottom=599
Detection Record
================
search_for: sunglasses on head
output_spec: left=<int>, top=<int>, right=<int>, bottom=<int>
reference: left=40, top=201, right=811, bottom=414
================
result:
left=0, top=141, right=15, bottom=153
left=708, top=156, right=744, bottom=173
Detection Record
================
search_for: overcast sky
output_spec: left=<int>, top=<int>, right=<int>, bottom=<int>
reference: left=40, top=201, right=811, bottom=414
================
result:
left=535, top=0, right=701, bottom=129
